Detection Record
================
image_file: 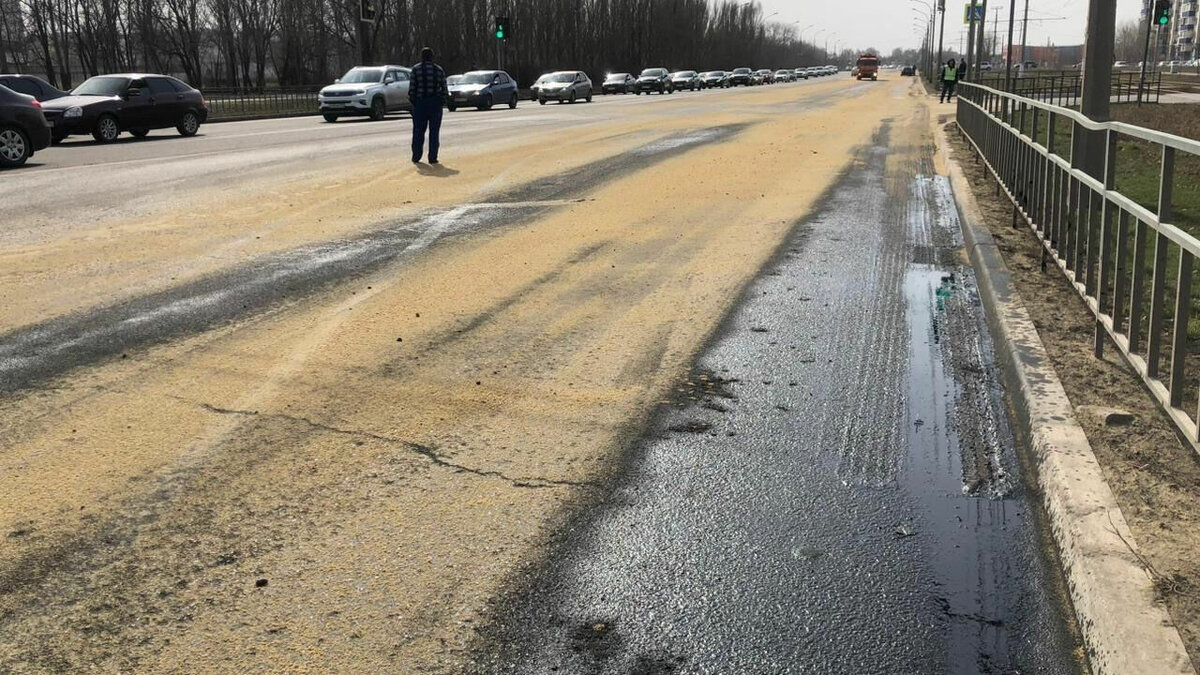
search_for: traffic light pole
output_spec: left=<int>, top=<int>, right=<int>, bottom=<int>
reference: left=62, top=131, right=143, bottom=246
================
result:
left=1139, top=10, right=1154, bottom=104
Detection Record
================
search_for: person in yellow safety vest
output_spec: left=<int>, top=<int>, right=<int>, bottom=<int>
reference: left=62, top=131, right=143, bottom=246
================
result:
left=939, top=59, right=958, bottom=103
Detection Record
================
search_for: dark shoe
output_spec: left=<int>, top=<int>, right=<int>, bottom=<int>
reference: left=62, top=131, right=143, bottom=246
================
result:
left=412, top=158, right=421, bottom=163
left=430, top=159, right=439, bottom=165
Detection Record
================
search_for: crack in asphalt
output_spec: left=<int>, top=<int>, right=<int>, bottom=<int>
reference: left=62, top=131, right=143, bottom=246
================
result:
left=197, top=402, right=597, bottom=491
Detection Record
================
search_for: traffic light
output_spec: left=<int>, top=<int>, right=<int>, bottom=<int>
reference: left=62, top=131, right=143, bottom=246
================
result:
left=495, top=16, right=509, bottom=40
left=1155, top=0, right=1171, bottom=27
left=359, top=0, right=375, bottom=23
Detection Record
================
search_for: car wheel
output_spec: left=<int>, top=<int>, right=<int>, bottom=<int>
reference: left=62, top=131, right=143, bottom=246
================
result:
left=568, top=91, right=576, bottom=104
left=323, top=114, right=339, bottom=123
left=478, top=94, right=492, bottom=111
left=176, top=110, right=200, bottom=136
left=92, top=114, right=120, bottom=143
left=509, top=92, right=518, bottom=109
left=539, top=98, right=546, bottom=105
left=586, top=90, right=592, bottom=102
left=369, top=97, right=386, bottom=121
left=0, top=126, right=30, bottom=168
left=130, top=128, right=150, bottom=138
left=447, top=102, right=457, bottom=112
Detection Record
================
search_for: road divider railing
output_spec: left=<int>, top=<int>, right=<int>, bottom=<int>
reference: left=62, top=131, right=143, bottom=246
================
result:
left=957, top=80, right=1200, bottom=455
left=976, top=71, right=1161, bottom=106
left=203, top=86, right=321, bottom=121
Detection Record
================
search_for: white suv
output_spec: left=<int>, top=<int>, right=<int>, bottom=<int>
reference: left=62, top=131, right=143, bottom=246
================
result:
left=319, top=65, right=411, bottom=122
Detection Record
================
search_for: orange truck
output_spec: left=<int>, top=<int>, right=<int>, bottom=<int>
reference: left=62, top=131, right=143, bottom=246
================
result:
left=855, top=54, right=879, bottom=81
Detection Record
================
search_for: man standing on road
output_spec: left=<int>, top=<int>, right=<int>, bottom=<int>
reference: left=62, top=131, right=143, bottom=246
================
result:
left=410, top=47, right=448, bottom=164
left=939, top=59, right=958, bottom=103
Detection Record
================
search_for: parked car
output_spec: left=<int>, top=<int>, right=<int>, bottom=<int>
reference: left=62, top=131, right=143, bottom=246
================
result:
left=792, top=68, right=809, bottom=80
left=40, top=73, right=207, bottom=143
left=773, top=69, right=792, bottom=82
left=448, top=70, right=518, bottom=111
left=602, top=72, right=637, bottom=94
left=670, top=70, right=701, bottom=91
left=635, top=68, right=673, bottom=94
left=728, top=67, right=755, bottom=86
left=900, top=65, right=915, bottom=76
left=755, top=69, right=774, bottom=84
left=318, top=65, right=410, bottom=122
left=538, top=70, right=593, bottom=104
left=0, top=84, right=51, bottom=167
left=701, top=70, right=729, bottom=88
left=0, top=74, right=68, bottom=102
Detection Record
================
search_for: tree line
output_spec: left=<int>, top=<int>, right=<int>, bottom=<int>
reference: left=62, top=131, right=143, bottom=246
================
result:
left=0, top=0, right=839, bottom=90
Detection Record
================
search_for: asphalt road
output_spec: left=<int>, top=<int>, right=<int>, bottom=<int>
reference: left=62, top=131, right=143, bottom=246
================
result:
left=0, top=77, right=1086, bottom=673
left=468, top=120, right=1086, bottom=674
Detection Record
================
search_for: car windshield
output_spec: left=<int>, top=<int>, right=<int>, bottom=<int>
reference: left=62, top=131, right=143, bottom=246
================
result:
left=447, top=75, right=463, bottom=85
left=340, top=68, right=384, bottom=84
left=733, top=68, right=751, bottom=74
left=640, top=69, right=665, bottom=77
left=550, top=73, right=575, bottom=83
left=677, top=71, right=695, bottom=77
left=71, top=76, right=129, bottom=96
left=462, top=72, right=495, bottom=85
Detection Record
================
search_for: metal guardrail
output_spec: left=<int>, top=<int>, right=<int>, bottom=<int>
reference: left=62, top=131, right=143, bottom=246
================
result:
left=202, top=87, right=321, bottom=121
left=956, top=81, right=1200, bottom=452
left=976, top=72, right=1161, bottom=106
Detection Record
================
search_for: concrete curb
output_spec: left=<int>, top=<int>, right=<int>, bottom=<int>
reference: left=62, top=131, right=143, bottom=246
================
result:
left=933, top=119, right=1196, bottom=675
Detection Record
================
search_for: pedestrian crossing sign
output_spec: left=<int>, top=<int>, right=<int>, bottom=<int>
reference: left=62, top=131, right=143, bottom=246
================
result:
left=963, top=3, right=984, bottom=23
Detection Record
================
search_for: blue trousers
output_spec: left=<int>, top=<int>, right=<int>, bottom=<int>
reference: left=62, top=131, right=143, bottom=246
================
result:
left=411, top=98, right=443, bottom=162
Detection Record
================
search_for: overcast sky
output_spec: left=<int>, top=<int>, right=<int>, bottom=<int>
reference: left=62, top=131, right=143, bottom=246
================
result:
left=757, top=0, right=1145, bottom=54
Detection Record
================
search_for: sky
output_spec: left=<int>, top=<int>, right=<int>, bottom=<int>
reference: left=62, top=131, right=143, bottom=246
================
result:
left=756, top=0, right=1145, bottom=54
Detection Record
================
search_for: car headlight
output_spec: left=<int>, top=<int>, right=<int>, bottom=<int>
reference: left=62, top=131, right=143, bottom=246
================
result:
left=64, top=106, right=83, bottom=118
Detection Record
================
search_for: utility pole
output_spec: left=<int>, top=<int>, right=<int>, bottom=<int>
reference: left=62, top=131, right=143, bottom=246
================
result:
left=937, top=0, right=947, bottom=77
left=1020, top=0, right=1030, bottom=64
left=1076, top=0, right=1116, bottom=181
left=1004, top=0, right=1017, bottom=92
left=966, top=0, right=979, bottom=78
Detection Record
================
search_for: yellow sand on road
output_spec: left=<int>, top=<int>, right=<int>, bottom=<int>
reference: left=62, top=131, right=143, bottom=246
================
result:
left=0, top=77, right=916, bottom=673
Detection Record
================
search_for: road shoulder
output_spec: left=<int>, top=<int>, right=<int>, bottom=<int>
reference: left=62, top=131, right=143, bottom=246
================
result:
left=932, top=110, right=1196, bottom=675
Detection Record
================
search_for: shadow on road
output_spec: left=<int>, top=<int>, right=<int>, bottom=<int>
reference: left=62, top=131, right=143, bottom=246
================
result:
left=415, top=163, right=459, bottom=177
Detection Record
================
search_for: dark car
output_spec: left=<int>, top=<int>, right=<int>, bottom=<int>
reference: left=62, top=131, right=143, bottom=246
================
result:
left=670, top=70, right=701, bottom=91
left=40, top=74, right=208, bottom=143
left=602, top=73, right=636, bottom=94
left=0, top=74, right=69, bottom=102
left=635, top=68, right=673, bottom=95
left=447, top=70, right=518, bottom=111
left=0, top=84, right=52, bottom=167
left=728, top=67, right=754, bottom=87
left=901, top=65, right=915, bottom=76
left=701, top=71, right=729, bottom=88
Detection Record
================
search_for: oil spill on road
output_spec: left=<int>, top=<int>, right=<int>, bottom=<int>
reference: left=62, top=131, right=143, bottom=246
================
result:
left=466, top=123, right=1086, bottom=674
left=0, top=126, right=745, bottom=395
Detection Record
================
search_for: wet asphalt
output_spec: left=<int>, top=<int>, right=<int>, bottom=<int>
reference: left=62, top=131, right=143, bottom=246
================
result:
left=467, top=125, right=1088, bottom=674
